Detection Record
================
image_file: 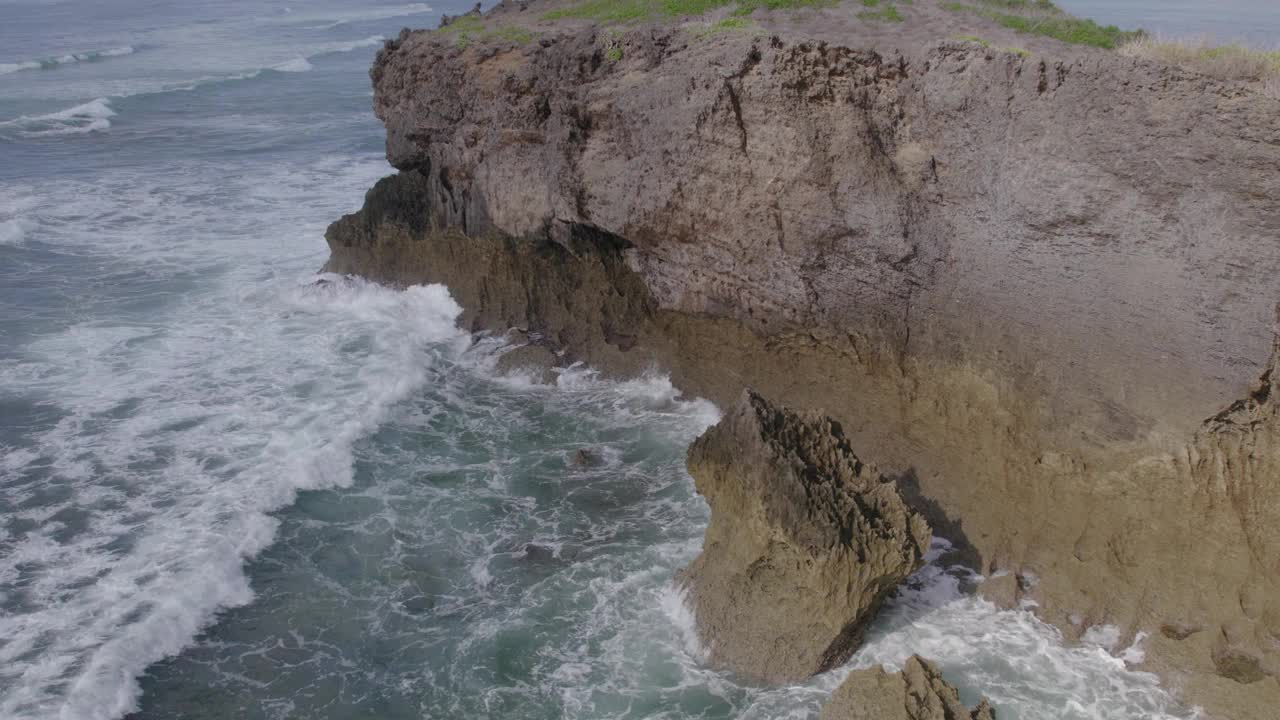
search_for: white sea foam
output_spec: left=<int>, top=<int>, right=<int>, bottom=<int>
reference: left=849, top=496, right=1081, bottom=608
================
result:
left=272, top=57, right=314, bottom=73
left=1121, top=631, right=1150, bottom=665
left=0, top=279, right=466, bottom=720
left=0, top=153, right=412, bottom=720
left=1082, top=624, right=1124, bottom=651
left=0, top=195, right=36, bottom=245
left=0, top=219, right=28, bottom=245
left=319, top=35, right=386, bottom=53
left=822, top=545, right=1196, bottom=720
left=658, top=583, right=709, bottom=663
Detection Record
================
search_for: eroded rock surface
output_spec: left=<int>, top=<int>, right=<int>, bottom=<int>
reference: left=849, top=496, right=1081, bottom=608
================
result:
left=676, top=390, right=930, bottom=683
left=325, top=1, right=1280, bottom=716
left=821, top=656, right=995, bottom=720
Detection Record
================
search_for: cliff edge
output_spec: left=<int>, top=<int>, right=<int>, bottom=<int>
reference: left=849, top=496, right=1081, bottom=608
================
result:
left=325, top=1, right=1280, bottom=716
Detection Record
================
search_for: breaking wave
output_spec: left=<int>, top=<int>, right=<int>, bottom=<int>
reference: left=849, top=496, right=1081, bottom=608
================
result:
left=0, top=277, right=468, bottom=720
left=0, top=98, right=116, bottom=137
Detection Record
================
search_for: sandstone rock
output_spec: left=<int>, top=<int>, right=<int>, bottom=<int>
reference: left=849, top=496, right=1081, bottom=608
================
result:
left=821, top=656, right=996, bottom=720
left=976, top=573, right=1019, bottom=609
left=494, top=343, right=559, bottom=383
left=676, top=390, right=930, bottom=683
left=326, top=2, right=1280, bottom=716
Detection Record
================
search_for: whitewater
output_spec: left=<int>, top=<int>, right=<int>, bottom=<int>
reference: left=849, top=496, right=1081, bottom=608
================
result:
left=0, top=1, right=1234, bottom=718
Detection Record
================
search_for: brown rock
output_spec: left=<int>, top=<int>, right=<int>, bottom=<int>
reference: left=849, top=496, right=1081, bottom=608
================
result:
left=570, top=448, right=600, bottom=467
left=976, top=573, right=1019, bottom=609
left=676, top=390, right=930, bottom=683
left=326, top=2, right=1280, bottom=716
left=821, top=655, right=996, bottom=720
left=494, top=343, right=559, bottom=383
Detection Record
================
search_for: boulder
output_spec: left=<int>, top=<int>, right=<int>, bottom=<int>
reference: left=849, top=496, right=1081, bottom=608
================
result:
left=677, top=390, right=930, bottom=683
left=494, top=343, right=559, bottom=383
left=821, top=655, right=996, bottom=720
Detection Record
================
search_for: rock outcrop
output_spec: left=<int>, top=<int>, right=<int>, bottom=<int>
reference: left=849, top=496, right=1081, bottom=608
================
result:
left=676, top=390, right=930, bottom=683
left=325, top=1, right=1280, bottom=716
left=821, top=656, right=996, bottom=720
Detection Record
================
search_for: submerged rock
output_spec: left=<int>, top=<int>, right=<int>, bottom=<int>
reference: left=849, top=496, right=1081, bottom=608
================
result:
left=676, top=390, right=930, bottom=683
left=569, top=447, right=600, bottom=467
left=821, top=656, right=996, bottom=720
left=494, top=343, right=559, bottom=383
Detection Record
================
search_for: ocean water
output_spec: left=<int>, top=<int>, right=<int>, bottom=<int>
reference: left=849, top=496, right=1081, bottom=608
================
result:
left=0, top=2, right=1253, bottom=719
left=1056, top=0, right=1280, bottom=47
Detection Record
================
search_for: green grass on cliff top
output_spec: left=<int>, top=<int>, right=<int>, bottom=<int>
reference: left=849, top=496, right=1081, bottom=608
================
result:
left=942, top=0, right=1139, bottom=49
left=438, top=13, right=537, bottom=46
left=857, top=3, right=904, bottom=22
left=545, top=0, right=1136, bottom=51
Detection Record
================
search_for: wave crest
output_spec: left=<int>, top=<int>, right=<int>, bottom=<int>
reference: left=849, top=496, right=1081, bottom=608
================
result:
left=0, top=46, right=136, bottom=76
left=0, top=98, right=115, bottom=138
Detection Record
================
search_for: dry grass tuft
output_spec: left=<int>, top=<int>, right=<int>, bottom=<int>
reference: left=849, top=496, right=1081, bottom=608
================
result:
left=1119, top=36, right=1280, bottom=97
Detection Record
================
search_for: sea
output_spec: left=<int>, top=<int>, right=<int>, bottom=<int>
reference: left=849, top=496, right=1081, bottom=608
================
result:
left=0, top=1, right=1258, bottom=719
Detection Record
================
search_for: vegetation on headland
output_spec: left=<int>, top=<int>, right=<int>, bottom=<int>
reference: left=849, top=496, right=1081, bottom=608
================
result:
left=941, top=0, right=1137, bottom=49
left=1120, top=36, right=1280, bottom=89
left=955, top=34, right=989, bottom=46
left=471, top=0, right=1279, bottom=97
left=438, top=14, right=537, bottom=47
left=694, top=16, right=756, bottom=37
left=955, top=35, right=1030, bottom=57
left=857, top=1, right=904, bottom=23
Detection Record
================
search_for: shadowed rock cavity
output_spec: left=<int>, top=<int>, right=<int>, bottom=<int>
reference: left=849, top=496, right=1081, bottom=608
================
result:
left=821, top=656, right=996, bottom=720
left=676, top=390, right=930, bottom=683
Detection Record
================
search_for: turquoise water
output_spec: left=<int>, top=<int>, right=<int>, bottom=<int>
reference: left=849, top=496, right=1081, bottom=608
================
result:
left=0, top=1, right=1250, bottom=718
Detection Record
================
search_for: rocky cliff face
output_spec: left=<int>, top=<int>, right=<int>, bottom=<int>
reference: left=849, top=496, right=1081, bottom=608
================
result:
left=676, top=390, right=930, bottom=683
left=325, top=1, right=1280, bottom=716
left=821, top=656, right=995, bottom=720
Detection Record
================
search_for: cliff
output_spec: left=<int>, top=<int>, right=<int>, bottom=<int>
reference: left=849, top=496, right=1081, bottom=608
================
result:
left=325, top=1, right=1280, bottom=717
